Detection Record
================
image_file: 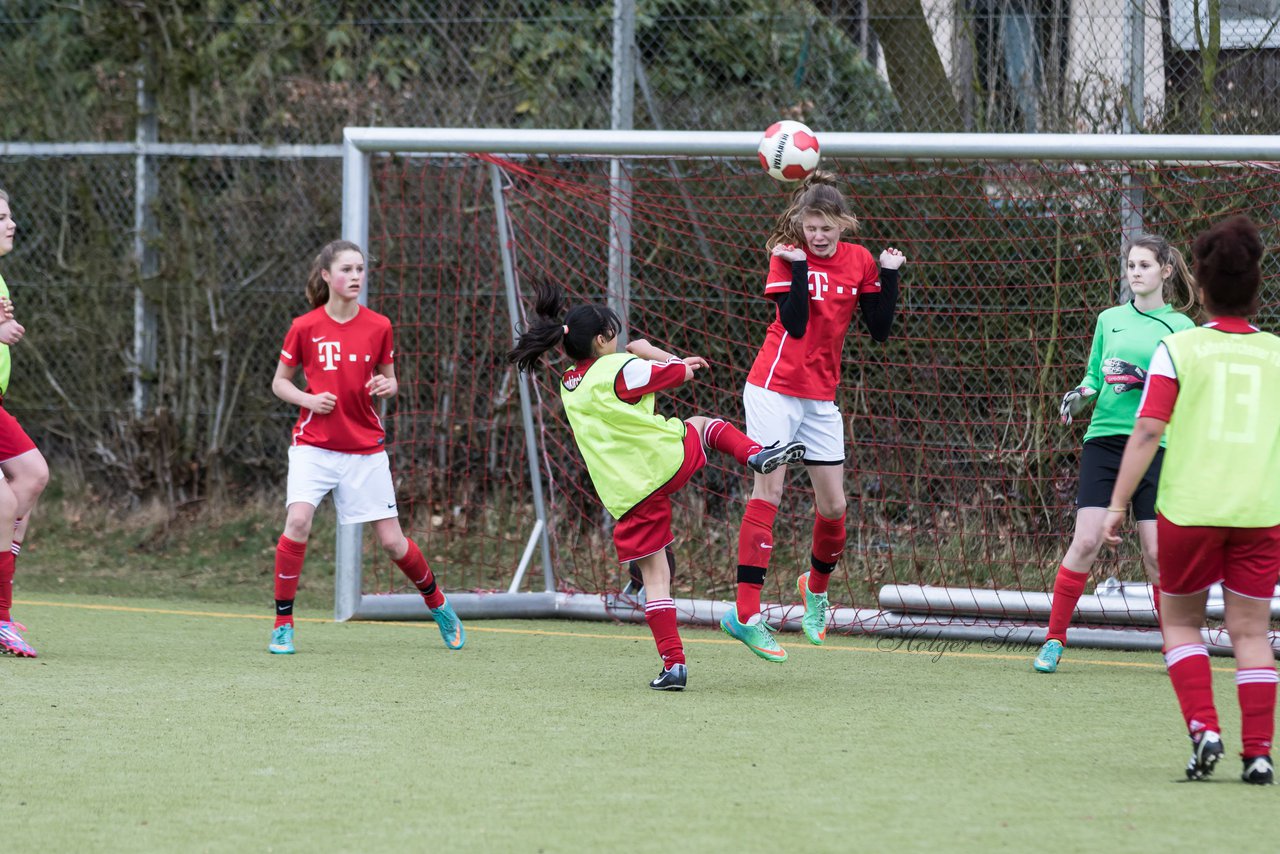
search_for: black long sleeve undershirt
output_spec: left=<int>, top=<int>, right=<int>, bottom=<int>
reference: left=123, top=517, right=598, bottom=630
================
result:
left=771, top=258, right=809, bottom=338
left=858, top=267, right=899, bottom=343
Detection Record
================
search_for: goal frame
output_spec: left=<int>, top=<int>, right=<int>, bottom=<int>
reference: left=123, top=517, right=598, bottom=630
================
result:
left=338, top=127, right=1280, bottom=652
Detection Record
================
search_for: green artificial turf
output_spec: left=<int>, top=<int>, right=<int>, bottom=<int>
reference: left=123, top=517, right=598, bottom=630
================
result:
left=4, top=594, right=1272, bottom=853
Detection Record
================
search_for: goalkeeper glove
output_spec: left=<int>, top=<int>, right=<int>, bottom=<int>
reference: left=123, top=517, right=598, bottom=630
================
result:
left=1060, top=386, right=1096, bottom=425
left=1102, top=358, right=1147, bottom=394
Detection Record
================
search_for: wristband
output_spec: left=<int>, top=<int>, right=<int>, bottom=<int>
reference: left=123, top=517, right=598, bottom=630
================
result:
left=1106, top=506, right=1126, bottom=513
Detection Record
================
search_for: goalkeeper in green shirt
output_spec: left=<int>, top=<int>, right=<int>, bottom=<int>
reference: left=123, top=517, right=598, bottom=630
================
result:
left=1033, top=233, right=1198, bottom=674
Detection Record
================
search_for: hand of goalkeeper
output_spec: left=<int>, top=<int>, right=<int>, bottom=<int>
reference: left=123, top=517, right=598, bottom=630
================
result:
left=1102, top=358, right=1147, bottom=394
left=1059, top=386, right=1096, bottom=425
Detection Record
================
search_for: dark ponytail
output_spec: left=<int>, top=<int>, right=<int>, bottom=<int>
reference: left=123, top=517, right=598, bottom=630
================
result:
left=507, top=280, right=623, bottom=372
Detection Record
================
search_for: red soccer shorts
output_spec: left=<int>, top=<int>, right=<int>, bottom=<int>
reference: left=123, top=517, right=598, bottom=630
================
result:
left=1157, top=513, right=1280, bottom=599
left=612, top=425, right=707, bottom=564
left=0, top=405, right=37, bottom=462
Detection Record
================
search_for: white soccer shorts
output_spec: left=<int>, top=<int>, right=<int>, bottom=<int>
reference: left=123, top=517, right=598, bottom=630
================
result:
left=286, top=445, right=399, bottom=525
left=743, top=382, right=845, bottom=464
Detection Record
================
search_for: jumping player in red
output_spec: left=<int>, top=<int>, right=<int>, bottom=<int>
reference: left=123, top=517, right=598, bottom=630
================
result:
left=269, top=240, right=463, bottom=654
left=0, top=188, right=50, bottom=659
left=507, top=280, right=804, bottom=690
left=1032, top=233, right=1197, bottom=673
left=1104, top=216, right=1279, bottom=785
left=725, top=172, right=903, bottom=661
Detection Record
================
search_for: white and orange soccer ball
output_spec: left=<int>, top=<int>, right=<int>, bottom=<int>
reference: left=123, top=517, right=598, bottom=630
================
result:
left=757, top=121, right=820, bottom=182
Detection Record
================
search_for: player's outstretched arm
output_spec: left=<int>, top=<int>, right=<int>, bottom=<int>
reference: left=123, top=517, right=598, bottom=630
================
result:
left=626, top=339, right=706, bottom=382
left=626, top=338, right=679, bottom=362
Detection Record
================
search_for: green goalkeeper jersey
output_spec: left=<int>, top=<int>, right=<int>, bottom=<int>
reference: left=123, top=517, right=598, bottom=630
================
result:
left=1078, top=301, right=1195, bottom=444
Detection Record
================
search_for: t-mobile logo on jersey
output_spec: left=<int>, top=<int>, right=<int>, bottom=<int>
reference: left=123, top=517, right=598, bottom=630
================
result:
left=808, top=271, right=829, bottom=301
left=316, top=340, right=342, bottom=371
left=808, top=271, right=855, bottom=301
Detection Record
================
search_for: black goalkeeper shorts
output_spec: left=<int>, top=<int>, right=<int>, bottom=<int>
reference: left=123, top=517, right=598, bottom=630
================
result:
left=1076, top=435, right=1164, bottom=522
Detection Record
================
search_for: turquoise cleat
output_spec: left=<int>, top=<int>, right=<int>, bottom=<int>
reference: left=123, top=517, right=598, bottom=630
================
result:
left=720, top=608, right=787, bottom=662
left=797, top=572, right=830, bottom=645
left=269, top=623, right=295, bottom=655
left=431, top=599, right=466, bottom=650
left=1032, top=639, right=1062, bottom=673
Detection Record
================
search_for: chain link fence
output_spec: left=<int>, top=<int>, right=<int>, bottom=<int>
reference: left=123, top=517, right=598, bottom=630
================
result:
left=2, top=0, right=1279, bottom=501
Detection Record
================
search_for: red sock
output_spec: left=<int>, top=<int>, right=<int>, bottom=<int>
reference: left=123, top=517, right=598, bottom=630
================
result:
left=273, top=535, right=306, bottom=628
left=736, top=498, right=778, bottom=621
left=644, top=598, right=684, bottom=667
left=1237, top=668, right=1279, bottom=758
left=1046, top=565, right=1088, bottom=643
left=0, top=550, right=13, bottom=623
left=703, top=418, right=761, bottom=465
left=807, top=512, right=846, bottom=594
left=1165, top=643, right=1219, bottom=735
left=394, top=538, right=445, bottom=609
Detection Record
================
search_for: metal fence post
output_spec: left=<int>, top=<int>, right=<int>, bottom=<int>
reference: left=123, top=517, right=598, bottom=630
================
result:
left=608, top=0, right=636, bottom=341
left=132, top=69, right=158, bottom=418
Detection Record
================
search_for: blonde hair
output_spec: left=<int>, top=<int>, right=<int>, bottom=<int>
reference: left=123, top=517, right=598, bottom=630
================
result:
left=304, top=240, right=364, bottom=308
left=1124, top=233, right=1198, bottom=316
left=765, top=171, right=859, bottom=251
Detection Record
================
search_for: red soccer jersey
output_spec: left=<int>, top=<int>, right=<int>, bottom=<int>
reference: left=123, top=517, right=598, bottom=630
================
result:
left=279, top=305, right=395, bottom=454
left=745, top=242, right=881, bottom=400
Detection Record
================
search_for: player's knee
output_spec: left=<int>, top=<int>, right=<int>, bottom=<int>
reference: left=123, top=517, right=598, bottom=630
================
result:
left=816, top=496, right=847, bottom=519
left=376, top=532, right=404, bottom=556
left=751, top=478, right=785, bottom=505
left=1070, top=530, right=1104, bottom=559
left=283, top=516, right=312, bottom=542
left=29, top=458, right=50, bottom=494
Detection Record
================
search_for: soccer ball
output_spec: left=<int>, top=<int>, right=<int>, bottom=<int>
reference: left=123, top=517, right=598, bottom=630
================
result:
left=757, top=121, right=820, bottom=182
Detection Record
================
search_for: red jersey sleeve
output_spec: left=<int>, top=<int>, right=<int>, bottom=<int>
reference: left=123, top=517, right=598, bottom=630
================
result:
left=616, top=358, right=686, bottom=403
left=1138, top=376, right=1178, bottom=422
left=280, top=321, right=302, bottom=366
left=377, top=319, right=395, bottom=366
left=1137, top=341, right=1178, bottom=422
left=763, top=254, right=793, bottom=296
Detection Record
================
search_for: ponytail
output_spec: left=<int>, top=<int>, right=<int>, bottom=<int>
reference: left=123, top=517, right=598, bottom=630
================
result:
left=507, top=281, right=624, bottom=372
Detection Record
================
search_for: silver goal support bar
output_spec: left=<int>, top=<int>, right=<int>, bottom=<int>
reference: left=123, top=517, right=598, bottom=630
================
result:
left=337, top=128, right=1280, bottom=654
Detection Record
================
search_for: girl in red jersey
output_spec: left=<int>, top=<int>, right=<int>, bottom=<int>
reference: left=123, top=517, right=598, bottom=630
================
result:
left=1104, top=216, right=1279, bottom=785
left=724, top=172, right=903, bottom=661
left=268, top=240, right=463, bottom=655
left=507, top=280, right=804, bottom=691
left=0, top=189, right=50, bottom=659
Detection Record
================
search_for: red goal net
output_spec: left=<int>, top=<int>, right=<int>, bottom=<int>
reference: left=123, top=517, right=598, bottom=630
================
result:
left=363, top=149, right=1280, bottom=637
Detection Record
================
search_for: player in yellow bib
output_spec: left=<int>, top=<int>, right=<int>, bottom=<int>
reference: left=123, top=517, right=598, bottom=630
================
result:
left=0, top=189, right=51, bottom=659
left=508, top=280, right=804, bottom=691
left=1104, top=216, right=1280, bottom=785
